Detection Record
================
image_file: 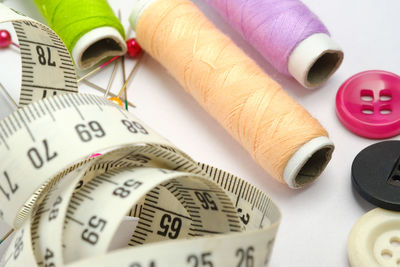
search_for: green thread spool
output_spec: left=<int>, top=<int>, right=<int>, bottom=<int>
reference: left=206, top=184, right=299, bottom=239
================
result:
left=34, top=0, right=127, bottom=69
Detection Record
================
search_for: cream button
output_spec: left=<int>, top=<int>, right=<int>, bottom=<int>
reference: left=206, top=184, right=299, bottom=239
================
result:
left=348, top=208, right=400, bottom=267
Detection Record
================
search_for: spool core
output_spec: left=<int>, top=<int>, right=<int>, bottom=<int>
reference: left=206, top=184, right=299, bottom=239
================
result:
left=283, top=136, right=334, bottom=189
left=288, top=33, right=344, bottom=89
left=72, top=27, right=126, bottom=70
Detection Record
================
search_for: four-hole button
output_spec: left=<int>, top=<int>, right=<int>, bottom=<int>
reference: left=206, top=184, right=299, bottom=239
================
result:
left=336, top=70, right=400, bottom=138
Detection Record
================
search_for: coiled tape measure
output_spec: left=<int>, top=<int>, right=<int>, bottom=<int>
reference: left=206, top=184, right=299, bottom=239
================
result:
left=0, top=5, right=281, bottom=267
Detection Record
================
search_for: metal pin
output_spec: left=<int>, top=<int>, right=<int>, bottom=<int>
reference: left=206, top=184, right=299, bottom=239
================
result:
left=0, top=82, right=17, bottom=108
left=117, top=53, right=144, bottom=99
left=119, top=9, right=130, bottom=110
left=77, top=56, right=120, bottom=83
left=122, top=54, right=128, bottom=110
left=81, top=79, right=136, bottom=108
left=104, top=57, right=120, bottom=98
left=0, top=229, right=14, bottom=245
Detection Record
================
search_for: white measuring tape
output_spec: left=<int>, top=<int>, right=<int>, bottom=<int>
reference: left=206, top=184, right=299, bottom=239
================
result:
left=0, top=93, right=281, bottom=267
left=0, top=5, right=281, bottom=267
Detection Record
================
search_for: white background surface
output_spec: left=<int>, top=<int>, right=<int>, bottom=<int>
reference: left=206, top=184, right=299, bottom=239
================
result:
left=1, top=0, right=400, bottom=266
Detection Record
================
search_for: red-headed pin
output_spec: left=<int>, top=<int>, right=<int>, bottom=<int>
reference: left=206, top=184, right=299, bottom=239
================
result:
left=0, top=30, right=19, bottom=49
left=126, top=38, right=142, bottom=58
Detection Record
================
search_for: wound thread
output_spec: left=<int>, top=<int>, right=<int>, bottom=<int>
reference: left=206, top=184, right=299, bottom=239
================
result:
left=33, top=0, right=126, bottom=69
left=203, top=0, right=343, bottom=88
left=33, top=0, right=124, bottom=52
left=131, top=0, right=333, bottom=187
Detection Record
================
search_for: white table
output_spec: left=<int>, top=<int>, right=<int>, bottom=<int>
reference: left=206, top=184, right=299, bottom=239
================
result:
left=1, top=0, right=399, bottom=266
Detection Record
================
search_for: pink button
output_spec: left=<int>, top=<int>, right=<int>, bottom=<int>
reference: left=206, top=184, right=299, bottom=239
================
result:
left=336, top=70, right=400, bottom=139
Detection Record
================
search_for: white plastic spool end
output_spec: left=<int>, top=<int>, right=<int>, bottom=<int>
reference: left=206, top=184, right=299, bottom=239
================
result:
left=72, top=27, right=127, bottom=70
left=288, top=33, right=344, bottom=89
left=283, top=136, right=334, bottom=189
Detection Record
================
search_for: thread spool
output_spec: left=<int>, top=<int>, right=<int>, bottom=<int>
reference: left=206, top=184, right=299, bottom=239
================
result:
left=201, top=0, right=344, bottom=89
left=129, top=0, right=334, bottom=189
left=33, top=0, right=127, bottom=69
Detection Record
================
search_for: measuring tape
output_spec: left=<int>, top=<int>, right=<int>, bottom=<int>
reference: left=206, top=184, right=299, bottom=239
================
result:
left=0, top=5, right=281, bottom=267
left=0, top=4, right=78, bottom=107
left=0, top=93, right=281, bottom=267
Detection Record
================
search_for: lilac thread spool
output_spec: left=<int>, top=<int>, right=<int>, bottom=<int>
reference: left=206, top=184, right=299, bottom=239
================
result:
left=203, top=0, right=344, bottom=89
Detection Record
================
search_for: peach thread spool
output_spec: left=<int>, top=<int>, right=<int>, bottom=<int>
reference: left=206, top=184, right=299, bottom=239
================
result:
left=129, top=0, right=334, bottom=189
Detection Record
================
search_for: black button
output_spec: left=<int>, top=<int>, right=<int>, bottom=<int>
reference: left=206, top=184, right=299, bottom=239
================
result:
left=352, top=141, right=400, bottom=211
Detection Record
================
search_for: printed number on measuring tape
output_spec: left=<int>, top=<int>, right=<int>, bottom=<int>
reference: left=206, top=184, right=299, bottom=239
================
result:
left=0, top=4, right=78, bottom=107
